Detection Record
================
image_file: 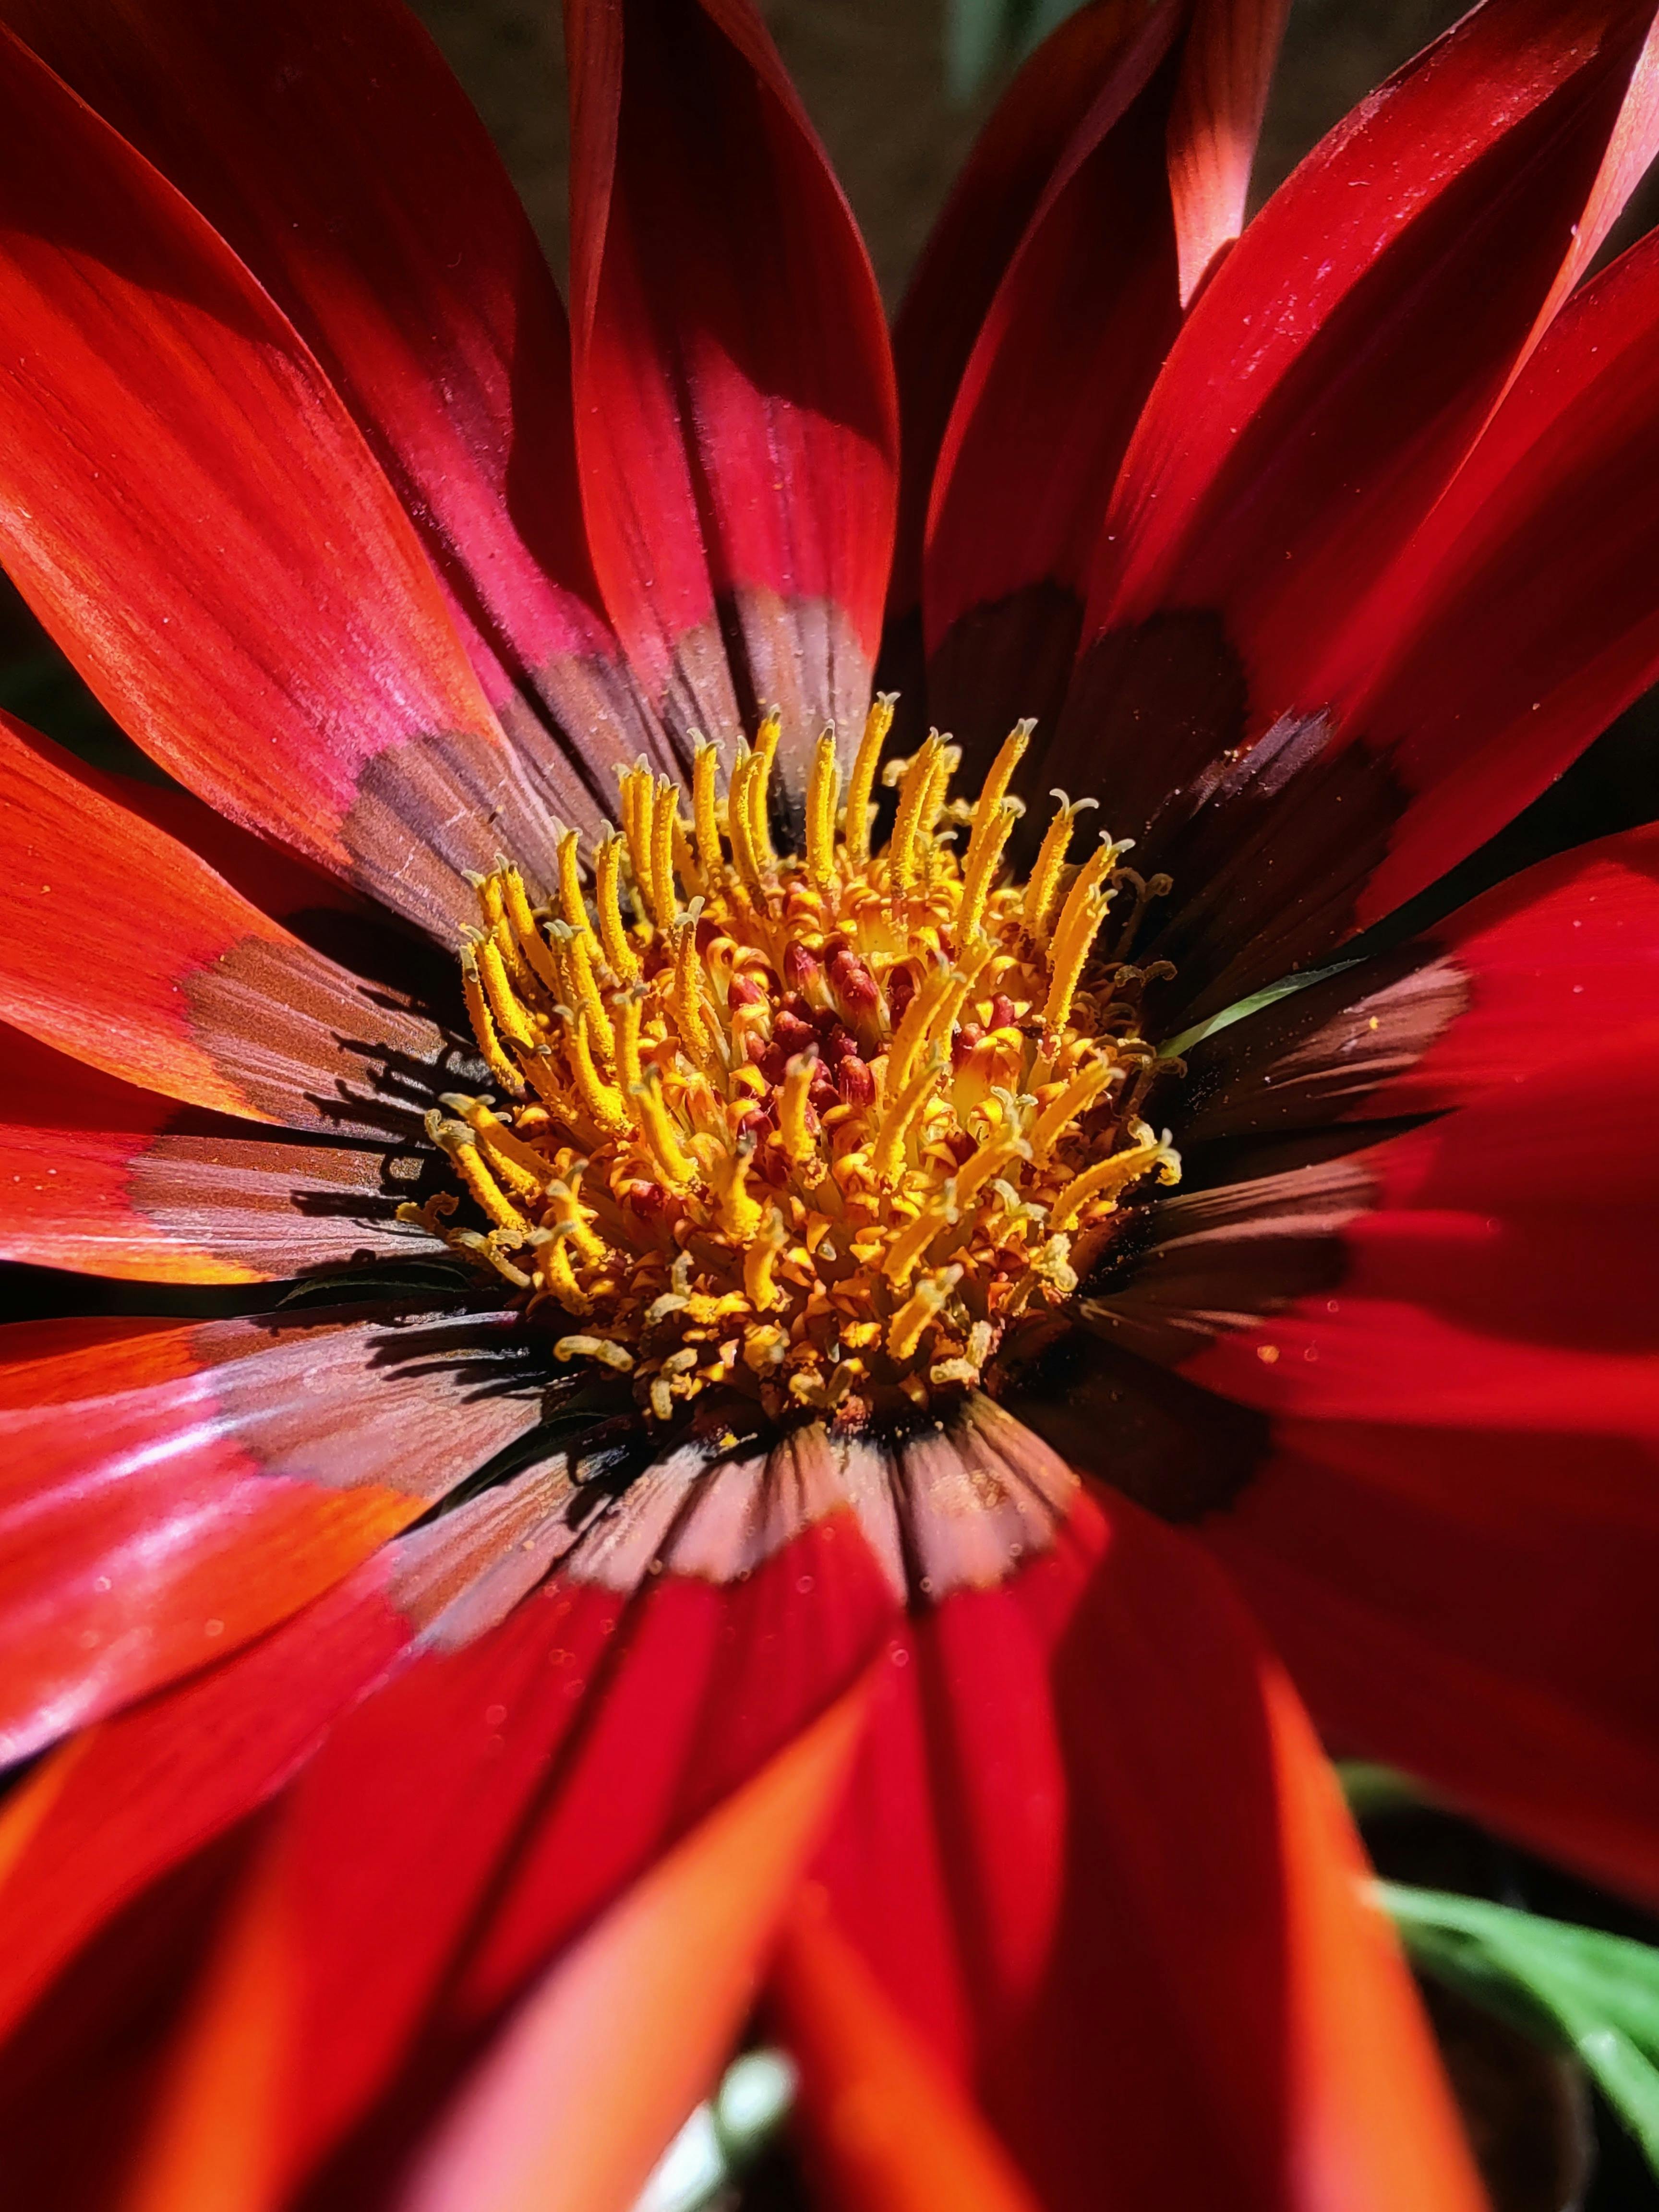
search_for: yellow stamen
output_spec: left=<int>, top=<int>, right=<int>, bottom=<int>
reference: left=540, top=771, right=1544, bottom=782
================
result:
left=594, top=834, right=640, bottom=984
left=1041, top=839, right=1119, bottom=1034
left=957, top=801, right=1016, bottom=948
left=1040, top=893, right=1107, bottom=1040
left=712, top=1141, right=765, bottom=1241
left=919, top=742, right=952, bottom=851
left=887, top=1265, right=960, bottom=1363
left=552, top=924, right=611, bottom=1065
left=748, top=709, right=781, bottom=870
left=546, top=1171, right=607, bottom=1262
left=461, top=951, right=526, bottom=1094
left=1048, top=1136, right=1164, bottom=1233
left=692, top=739, right=723, bottom=880
left=1023, top=792, right=1098, bottom=939
left=494, top=866, right=558, bottom=998
left=430, top=1115, right=527, bottom=1233
left=887, top=733, right=939, bottom=898
left=620, top=762, right=654, bottom=892
left=614, top=987, right=645, bottom=1099
left=743, top=1207, right=789, bottom=1310
left=649, top=777, right=679, bottom=929
left=806, top=728, right=840, bottom=889
left=1030, top=1056, right=1115, bottom=1162
left=882, top=1202, right=953, bottom=1286
left=632, top=1065, right=695, bottom=1186
left=451, top=1098, right=557, bottom=1201
left=967, top=722, right=1032, bottom=866
left=555, top=1334, right=635, bottom=1372
left=476, top=934, right=537, bottom=1049
left=673, top=814, right=701, bottom=903
left=671, top=920, right=714, bottom=1066
left=883, top=962, right=949, bottom=1101
left=844, top=691, right=893, bottom=870
left=726, top=744, right=762, bottom=889
left=778, top=1050, right=818, bottom=1169
left=536, top=1228, right=591, bottom=1315
left=557, top=831, right=598, bottom=953
left=952, top=1135, right=1026, bottom=1214
left=569, top=1011, right=629, bottom=1134
left=871, top=1046, right=944, bottom=1184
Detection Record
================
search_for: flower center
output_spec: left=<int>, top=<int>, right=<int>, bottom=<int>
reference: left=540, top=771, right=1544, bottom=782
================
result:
left=411, top=700, right=1180, bottom=1425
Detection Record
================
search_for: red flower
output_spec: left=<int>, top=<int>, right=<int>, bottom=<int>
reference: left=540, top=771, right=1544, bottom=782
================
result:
left=0, top=0, right=1657, bottom=2205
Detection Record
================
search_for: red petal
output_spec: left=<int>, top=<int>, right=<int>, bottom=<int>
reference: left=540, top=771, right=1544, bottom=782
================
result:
left=921, top=6, right=1182, bottom=757
left=0, top=1554, right=411, bottom=2045
left=1168, top=822, right=1659, bottom=1180
left=0, top=1303, right=542, bottom=1755
left=0, top=1022, right=447, bottom=1284
left=1, top=0, right=658, bottom=806
left=0, top=30, right=555, bottom=938
left=1183, top=1022, right=1659, bottom=1429
left=1322, top=233, right=1659, bottom=923
left=0, top=719, right=445, bottom=1130
left=891, top=0, right=1179, bottom=626
left=566, top=0, right=898, bottom=777
left=1370, top=822, right=1659, bottom=1110
left=1166, top=0, right=1295, bottom=307
left=921, top=0, right=1289, bottom=761
left=1206, top=1419, right=1659, bottom=1901
left=789, top=1479, right=1483, bottom=2211
left=31, top=1431, right=898, bottom=2198
left=1038, top=0, right=1659, bottom=1011
left=1073, top=0, right=1659, bottom=765
left=393, top=1690, right=865, bottom=2212
left=0, top=1465, right=605, bottom=2052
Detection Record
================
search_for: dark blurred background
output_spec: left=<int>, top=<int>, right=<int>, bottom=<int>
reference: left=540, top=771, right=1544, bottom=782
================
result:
left=407, top=0, right=1477, bottom=301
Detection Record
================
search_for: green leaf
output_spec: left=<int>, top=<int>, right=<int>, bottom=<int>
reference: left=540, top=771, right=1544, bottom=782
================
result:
left=1334, top=1759, right=1426, bottom=1819
left=1379, top=1880, right=1659, bottom=2175
left=1157, top=958, right=1363, bottom=1062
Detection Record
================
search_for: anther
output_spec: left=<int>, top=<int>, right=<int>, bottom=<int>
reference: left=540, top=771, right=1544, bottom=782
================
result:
left=843, top=691, right=894, bottom=870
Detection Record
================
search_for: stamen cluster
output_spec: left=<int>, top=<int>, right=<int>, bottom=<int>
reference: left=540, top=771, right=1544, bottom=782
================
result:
left=408, top=699, right=1180, bottom=1424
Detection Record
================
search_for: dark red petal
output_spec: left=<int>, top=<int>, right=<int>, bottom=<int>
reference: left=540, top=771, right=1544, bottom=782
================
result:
left=1165, top=0, right=1295, bottom=306
left=922, top=0, right=1287, bottom=761
left=1182, top=1017, right=1659, bottom=1424
left=1041, top=0, right=1659, bottom=1017
left=786, top=1476, right=1483, bottom=2212
left=0, top=29, right=558, bottom=938
left=1319, top=231, right=1659, bottom=924
left=393, top=1692, right=865, bottom=2212
left=0, top=1022, right=448, bottom=1283
left=0, top=1303, right=541, bottom=1756
left=0, top=0, right=660, bottom=816
left=1073, top=0, right=1659, bottom=767
left=1165, top=822, right=1659, bottom=1219
left=890, top=0, right=1177, bottom=628
left=1205, top=1419, right=1659, bottom=1902
left=565, top=0, right=898, bottom=779
left=0, top=719, right=445, bottom=1132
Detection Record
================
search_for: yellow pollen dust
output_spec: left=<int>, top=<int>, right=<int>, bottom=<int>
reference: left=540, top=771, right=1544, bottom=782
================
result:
left=410, top=700, right=1180, bottom=1425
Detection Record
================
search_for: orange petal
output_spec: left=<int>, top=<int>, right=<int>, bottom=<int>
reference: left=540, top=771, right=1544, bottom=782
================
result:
left=397, top=1682, right=870, bottom=2212
left=770, top=1891, right=1043, bottom=2212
